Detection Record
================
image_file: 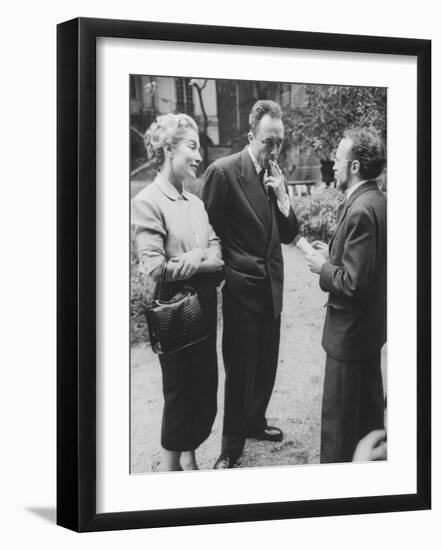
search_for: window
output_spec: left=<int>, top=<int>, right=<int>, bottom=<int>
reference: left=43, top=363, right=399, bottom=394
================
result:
left=175, top=78, right=194, bottom=114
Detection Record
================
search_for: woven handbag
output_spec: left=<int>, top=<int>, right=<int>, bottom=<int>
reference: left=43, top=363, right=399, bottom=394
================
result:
left=144, top=262, right=208, bottom=354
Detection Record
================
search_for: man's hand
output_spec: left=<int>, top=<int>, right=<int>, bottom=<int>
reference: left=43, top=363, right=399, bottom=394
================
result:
left=169, top=248, right=206, bottom=280
left=306, top=251, right=327, bottom=274
left=311, top=240, right=329, bottom=261
left=353, top=429, right=387, bottom=462
left=263, top=160, right=287, bottom=203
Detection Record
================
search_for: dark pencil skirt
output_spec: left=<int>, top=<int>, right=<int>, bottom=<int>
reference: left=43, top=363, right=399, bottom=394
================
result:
left=158, top=274, right=219, bottom=452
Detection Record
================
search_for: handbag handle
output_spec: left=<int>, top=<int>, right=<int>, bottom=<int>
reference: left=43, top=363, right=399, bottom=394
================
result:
left=154, top=260, right=168, bottom=301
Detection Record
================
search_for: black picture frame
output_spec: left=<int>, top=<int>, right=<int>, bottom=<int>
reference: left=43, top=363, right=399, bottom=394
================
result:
left=57, top=17, right=431, bottom=532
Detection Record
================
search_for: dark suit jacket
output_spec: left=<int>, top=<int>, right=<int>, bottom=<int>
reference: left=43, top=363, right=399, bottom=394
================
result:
left=202, top=147, right=298, bottom=318
left=319, top=181, right=387, bottom=361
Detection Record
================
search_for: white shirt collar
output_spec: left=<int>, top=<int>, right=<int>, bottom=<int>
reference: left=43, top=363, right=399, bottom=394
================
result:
left=247, top=146, right=262, bottom=176
left=346, top=179, right=368, bottom=200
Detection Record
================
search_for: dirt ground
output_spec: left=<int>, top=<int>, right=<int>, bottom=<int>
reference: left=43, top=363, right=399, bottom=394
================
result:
left=130, top=245, right=386, bottom=473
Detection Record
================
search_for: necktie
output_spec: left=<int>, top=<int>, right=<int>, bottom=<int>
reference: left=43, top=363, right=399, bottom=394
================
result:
left=259, top=169, right=269, bottom=200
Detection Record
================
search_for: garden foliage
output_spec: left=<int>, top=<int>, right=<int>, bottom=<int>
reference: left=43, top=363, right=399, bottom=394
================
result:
left=291, top=188, right=344, bottom=243
left=283, top=85, right=387, bottom=160
left=131, top=245, right=150, bottom=345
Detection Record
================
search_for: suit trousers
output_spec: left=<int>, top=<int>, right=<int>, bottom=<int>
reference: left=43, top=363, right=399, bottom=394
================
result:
left=320, top=353, right=384, bottom=463
left=221, top=286, right=281, bottom=461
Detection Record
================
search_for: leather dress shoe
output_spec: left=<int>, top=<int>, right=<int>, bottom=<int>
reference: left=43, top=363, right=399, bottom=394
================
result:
left=213, top=454, right=234, bottom=469
left=248, top=426, right=283, bottom=442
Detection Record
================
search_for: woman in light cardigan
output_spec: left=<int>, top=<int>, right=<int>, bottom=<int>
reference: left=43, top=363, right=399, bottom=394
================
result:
left=132, top=113, right=223, bottom=471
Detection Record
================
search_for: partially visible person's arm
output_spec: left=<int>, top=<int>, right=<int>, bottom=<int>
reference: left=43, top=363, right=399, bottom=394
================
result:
left=275, top=194, right=298, bottom=243
left=307, top=206, right=376, bottom=299
left=132, top=195, right=203, bottom=288
left=202, top=163, right=228, bottom=242
left=132, top=194, right=167, bottom=299
left=353, top=429, right=387, bottom=462
left=264, top=161, right=298, bottom=243
left=199, top=221, right=224, bottom=274
left=319, top=207, right=376, bottom=299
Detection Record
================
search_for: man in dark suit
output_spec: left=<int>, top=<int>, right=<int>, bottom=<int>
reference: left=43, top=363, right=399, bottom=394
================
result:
left=307, top=127, right=387, bottom=463
left=202, top=100, right=298, bottom=468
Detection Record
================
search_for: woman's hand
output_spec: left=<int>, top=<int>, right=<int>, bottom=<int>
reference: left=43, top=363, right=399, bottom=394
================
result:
left=168, top=248, right=206, bottom=280
left=199, top=256, right=225, bottom=273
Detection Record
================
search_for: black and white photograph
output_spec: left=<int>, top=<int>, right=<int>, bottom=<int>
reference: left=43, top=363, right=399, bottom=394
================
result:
left=130, top=75, right=388, bottom=474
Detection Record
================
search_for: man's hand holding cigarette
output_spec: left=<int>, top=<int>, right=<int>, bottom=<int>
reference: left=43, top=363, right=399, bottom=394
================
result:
left=263, top=160, right=287, bottom=203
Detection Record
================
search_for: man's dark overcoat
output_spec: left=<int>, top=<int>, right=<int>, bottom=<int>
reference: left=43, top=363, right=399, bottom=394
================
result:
left=203, top=148, right=298, bottom=459
left=319, top=181, right=387, bottom=463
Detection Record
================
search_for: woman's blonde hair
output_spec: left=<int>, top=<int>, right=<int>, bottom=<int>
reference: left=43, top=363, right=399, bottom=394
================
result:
left=144, top=113, right=199, bottom=168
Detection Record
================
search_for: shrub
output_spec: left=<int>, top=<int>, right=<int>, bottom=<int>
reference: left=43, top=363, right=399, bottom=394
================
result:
left=292, top=188, right=344, bottom=243
left=130, top=252, right=150, bottom=345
